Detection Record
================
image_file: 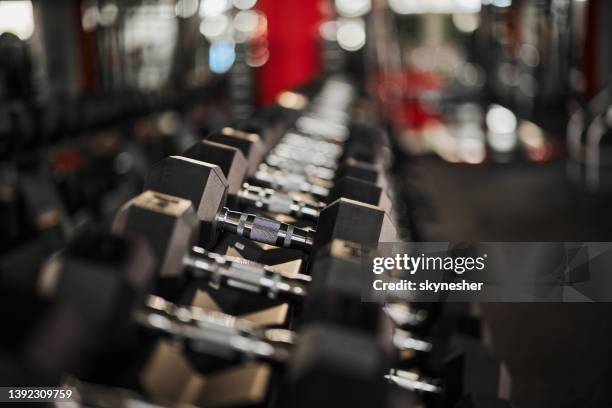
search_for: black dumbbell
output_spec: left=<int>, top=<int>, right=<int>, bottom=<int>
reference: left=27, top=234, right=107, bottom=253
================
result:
left=112, top=191, right=403, bottom=318
left=143, top=156, right=397, bottom=252
left=184, top=140, right=393, bottom=220
left=36, top=229, right=397, bottom=408
left=390, top=336, right=514, bottom=408
left=112, top=192, right=408, bottom=336
left=113, top=191, right=309, bottom=301
left=207, top=126, right=390, bottom=198
left=207, top=127, right=266, bottom=176
left=207, top=127, right=338, bottom=183
left=112, top=193, right=433, bottom=376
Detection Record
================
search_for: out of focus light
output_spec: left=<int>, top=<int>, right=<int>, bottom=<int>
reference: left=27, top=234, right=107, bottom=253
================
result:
left=0, top=1, right=34, bottom=40
left=277, top=92, right=309, bottom=110
left=200, top=15, right=230, bottom=39
left=233, top=10, right=258, bottom=34
left=487, top=132, right=516, bottom=153
left=246, top=46, right=269, bottom=67
left=175, top=0, right=199, bottom=18
left=491, top=0, right=512, bottom=7
left=233, top=0, right=257, bottom=10
left=82, top=6, right=99, bottom=32
left=458, top=135, right=486, bottom=164
left=518, top=120, right=555, bottom=162
left=486, top=104, right=517, bottom=134
left=336, top=19, right=366, bottom=52
left=158, top=111, right=182, bottom=135
left=335, top=0, right=371, bottom=18
left=209, top=40, right=235, bottom=73
left=98, top=3, right=118, bottom=27
left=486, top=104, right=518, bottom=153
left=518, top=121, right=544, bottom=149
left=452, top=13, right=480, bottom=33
left=320, top=21, right=338, bottom=41
left=389, top=0, right=480, bottom=14
left=457, top=0, right=481, bottom=9
left=388, top=0, right=418, bottom=14
left=200, top=0, right=231, bottom=17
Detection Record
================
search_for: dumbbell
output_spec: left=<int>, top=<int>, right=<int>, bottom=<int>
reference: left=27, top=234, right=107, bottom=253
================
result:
left=264, top=130, right=388, bottom=182
left=112, top=192, right=435, bottom=378
left=113, top=191, right=431, bottom=351
left=113, top=191, right=309, bottom=301
left=207, top=127, right=338, bottom=183
left=207, top=126, right=391, bottom=200
left=184, top=140, right=393, bottom=221
left=112, top=191, right=411, bottom=338
left=112, top=191, right=402, bottom=328
left=265, top=145, right=390, bottom=195
left=386, top=340, right=513, bottom=408
left=36, top=229, right=402, bottom=408
left=265, top=122, right=381, bottom=168
left=275, top=123, right=390, bottom=169
left=144, top=156, right=397, bottom=252
left=230, top=114, right=373, bottom=193
left=9, top=222, right=431, bottom=406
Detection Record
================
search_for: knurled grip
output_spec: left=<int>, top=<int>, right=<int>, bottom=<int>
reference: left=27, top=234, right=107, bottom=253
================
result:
left=218, top=208, right=314, bottom=251
left=250, top=217, right=282, bottom=245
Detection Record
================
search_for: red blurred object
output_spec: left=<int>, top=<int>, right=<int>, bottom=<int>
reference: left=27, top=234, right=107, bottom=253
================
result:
left=256, top=0, right=325, bottom=105
left=50, top=149, right=83, bottom=174
left=376, top=70, right=444, bottom=130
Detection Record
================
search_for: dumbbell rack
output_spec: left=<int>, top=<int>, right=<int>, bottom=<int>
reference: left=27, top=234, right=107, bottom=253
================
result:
left=0, top=77, right=511, bottom=408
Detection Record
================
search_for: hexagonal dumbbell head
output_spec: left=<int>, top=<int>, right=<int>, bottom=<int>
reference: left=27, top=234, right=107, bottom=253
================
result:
left=315, top=198, right=397, bottom=250
left=232, top=117, right=277, bottom=151
left=145, top=156, right=316, bottom=252
left=207, top=127, right=266, bottom=176
left=113, top=191, right=199, bottom=280
left=344, top=123, right=389, bottom=166
left=304, top=240, right=396, bottom=364
left=144, top=156, right=228, bottom=249
left=328, top=177, right=393, bottom=214
left=184, top=140, right=248, bottom=194
left=38, top=227, right=155, bottom=339
left=304, top=240, right=382, bottom=332
left=289, top=323, right=387, bottom=408
left=338, top=158, right=388, bottom=191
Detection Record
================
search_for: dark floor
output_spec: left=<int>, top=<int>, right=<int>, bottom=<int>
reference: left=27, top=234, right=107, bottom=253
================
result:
left=401, top=157, right=612, bottom=242
left=400, top=156, right=612, bottom=408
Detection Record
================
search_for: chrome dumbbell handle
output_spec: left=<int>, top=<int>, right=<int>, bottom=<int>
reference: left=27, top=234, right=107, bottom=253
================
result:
left=237, top=183, right=323, bottom=221
left=183, top=249, right=308, bottom=301
left=217, top=207, right=315, bottom=252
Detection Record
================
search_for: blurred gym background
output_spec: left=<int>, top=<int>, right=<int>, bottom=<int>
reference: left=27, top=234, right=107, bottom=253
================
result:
left=1, top=1, right=612, bottom=407
left=1, top=0, right=611, bottom=245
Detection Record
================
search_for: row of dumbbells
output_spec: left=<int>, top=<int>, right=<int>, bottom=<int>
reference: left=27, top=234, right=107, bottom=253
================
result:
left=0, top=78, right=506, bottom=408
left=0, top=77, right=440, bottom=407
left=0, top=79, right=305, bottom=271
